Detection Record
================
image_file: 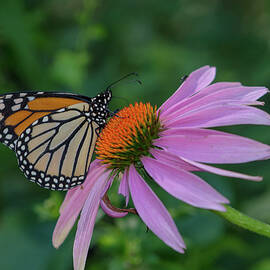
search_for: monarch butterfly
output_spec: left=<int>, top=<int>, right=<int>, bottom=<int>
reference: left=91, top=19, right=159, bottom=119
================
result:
left=0, top=89, right=112, bottom=191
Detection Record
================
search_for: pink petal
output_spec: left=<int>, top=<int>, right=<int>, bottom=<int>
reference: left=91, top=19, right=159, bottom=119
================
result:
left=159, top=66, right=216, bottom=113
left=128, top=165, right=186, bottom=253
left=101, top=176, right=113, bottom=198
left=161, top=82, right=242, bottom=117
left=99, top=175, right=128, bottom=217
left=99, top=173, right=128, bottom=217
left=165, top=98, right=264, bottom=124
left=161, top=84, right=268, bottom=121
left=100, top=200, right=128, bottom=218
left=59, top=186, right=80, bottom=215
left=142, top=156, right=228, bottom=211
left=163, top=86, right=268, bottom=121
left=73, top=169, right=109, bottom=270
left=152, top=148, right=261, bottom=181
left=197, top=84, right=267, bottom=102
left=186, top=86, right=268, bottom=109
left=165, top=104, right=270, bottom=128
left=118, top=170, right=130, bottom=206
left=155, top=128, right=270, bottom=164
left=150, top=148, right=200, bottom=171
left=180, top=157, right=262, bottom=181
left=53, top=160, right=108, bottom=248
left=199, top=84, right=267, bottom=102
left=59, top=160, right=101, bottom=214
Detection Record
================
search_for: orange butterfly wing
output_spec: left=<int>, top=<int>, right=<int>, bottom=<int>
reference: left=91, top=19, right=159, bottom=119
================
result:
left=0, top=92, right=85, bottom=149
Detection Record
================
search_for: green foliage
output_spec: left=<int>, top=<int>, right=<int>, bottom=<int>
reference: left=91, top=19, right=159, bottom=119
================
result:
left=34, top=192, right=63, bottom=221
left=0, top=0, right=270, bottom=269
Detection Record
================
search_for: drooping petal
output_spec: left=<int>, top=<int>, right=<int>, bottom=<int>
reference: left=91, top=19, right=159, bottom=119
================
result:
left=142, top=156, right=228, bottom=210
left=165, top=104, right=270, bottom=128
left=59, top=160, right=101, bottom=215
left=100, top=176, right=113, bottom=198
left=180, top=157, right=262, bottom=181
left=155, top=128, right=270, bottom=164
left=53, top=160, right=107, bottom=248
left=59, top=186, right=81, bottom=215
left=100, top=173, right=128, bottom=217
left=150, top=148, right=200, bottom=171
left=73, top=170, right=109, bottom=270
left=100, top=200, right=128, bottom=218
left=128, top=165, right=186, bottom=253
left=118, top=169, right=130, bottom=206
left=159, top=66, right=216, bottom=113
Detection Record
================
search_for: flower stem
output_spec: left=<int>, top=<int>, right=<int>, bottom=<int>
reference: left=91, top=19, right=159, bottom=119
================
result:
left=213, top=205, right=270, bottom=238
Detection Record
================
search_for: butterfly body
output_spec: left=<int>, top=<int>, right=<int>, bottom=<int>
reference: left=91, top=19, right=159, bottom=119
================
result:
left=0, top=90, right=112, bottom=190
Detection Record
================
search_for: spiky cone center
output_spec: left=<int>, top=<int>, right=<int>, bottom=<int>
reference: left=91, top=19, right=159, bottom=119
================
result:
left=96, top=102, right=161, bottom=171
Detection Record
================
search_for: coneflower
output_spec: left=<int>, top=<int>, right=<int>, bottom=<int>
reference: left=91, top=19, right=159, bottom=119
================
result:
left=53, top=66, right=270, bottom=270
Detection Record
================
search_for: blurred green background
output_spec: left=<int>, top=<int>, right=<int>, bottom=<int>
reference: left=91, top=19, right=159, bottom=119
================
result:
left=1, top=0, right=270, bottom=269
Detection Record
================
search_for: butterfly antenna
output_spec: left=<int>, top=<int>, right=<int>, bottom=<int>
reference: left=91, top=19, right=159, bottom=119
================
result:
left=105, top=72, right=141, bottom=91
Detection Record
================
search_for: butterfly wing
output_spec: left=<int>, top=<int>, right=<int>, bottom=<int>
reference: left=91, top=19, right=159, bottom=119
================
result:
left=0, top=92, right=87, bottom=150
left=0, top=90, right=112, bottom=190
left=16, top=103, right=99, bottom=191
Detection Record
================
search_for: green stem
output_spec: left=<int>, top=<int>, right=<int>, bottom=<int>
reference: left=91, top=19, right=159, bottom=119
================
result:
left=213, top=205, right=270, bottom=238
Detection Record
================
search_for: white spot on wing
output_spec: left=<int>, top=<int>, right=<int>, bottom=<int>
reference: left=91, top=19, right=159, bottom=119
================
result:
left=43, top=116, right=49, bottom=122
left=12, top=104, right=21, bottom=111
left=14, top=98, right=23, bottom=104
left=6, top=134, right=12, bottom=140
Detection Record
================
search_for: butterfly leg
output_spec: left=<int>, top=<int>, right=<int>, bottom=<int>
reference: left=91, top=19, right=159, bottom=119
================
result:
left=95, top=126, right=102, bottom=137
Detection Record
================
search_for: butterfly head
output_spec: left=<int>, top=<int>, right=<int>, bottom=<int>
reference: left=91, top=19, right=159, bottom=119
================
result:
left=90, top=89, right=112, bottom=127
